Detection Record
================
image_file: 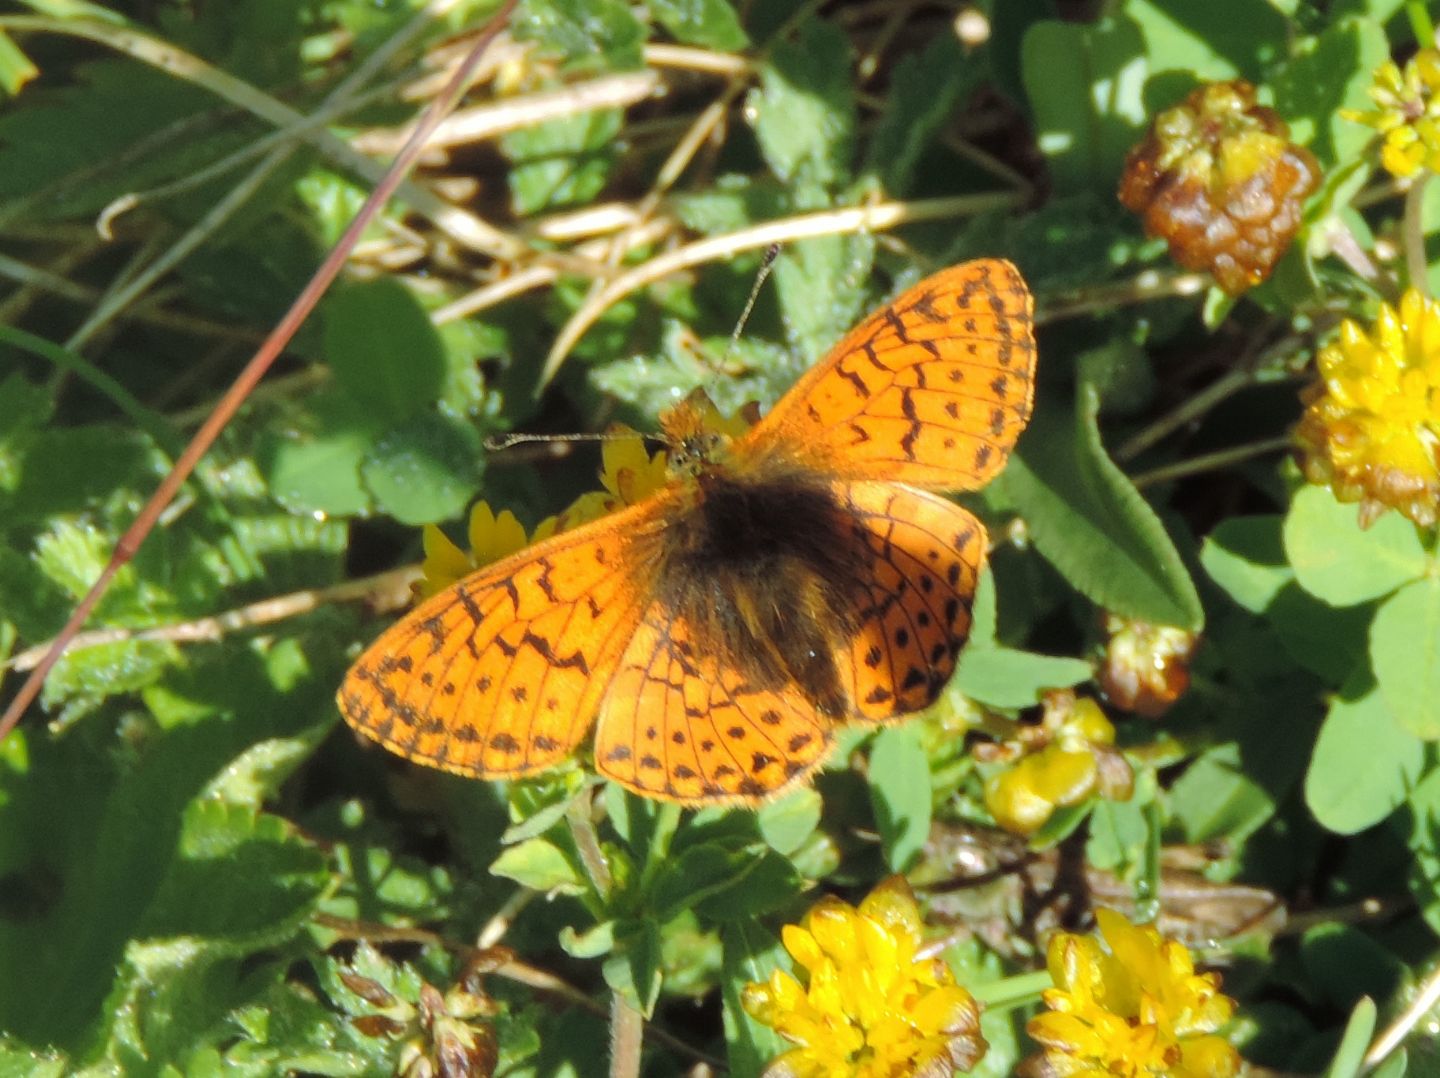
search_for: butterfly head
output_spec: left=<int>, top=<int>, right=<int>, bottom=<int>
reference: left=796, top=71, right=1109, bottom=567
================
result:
left=658, top=389, right=755, bottom=478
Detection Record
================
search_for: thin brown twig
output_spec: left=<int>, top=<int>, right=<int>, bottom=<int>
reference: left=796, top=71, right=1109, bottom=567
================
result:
left=5, top=566, right=420, bottom=674
left=540, top=190, right=1025, bottom=384
left=0, top=0, right=519, bottom=746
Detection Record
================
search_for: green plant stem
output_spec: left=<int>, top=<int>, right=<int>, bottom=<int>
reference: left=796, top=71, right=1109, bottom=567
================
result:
left=970, top=970, right=1053, bottom=1013
left=1407, top=0, right=1436, bottom=48
left=567, top=788, right=613, bottom=898
left=65, top=147, right=295, bottom=351
left=1114, top=366, right=1257, bottom=463
left=609, top=993, right=645, bottom=1078
left=0, top=325, right=181, bottom=456
left=1403, top=174, right=1430, bottom=295
left=1130, top=436, right=1294, bottom=489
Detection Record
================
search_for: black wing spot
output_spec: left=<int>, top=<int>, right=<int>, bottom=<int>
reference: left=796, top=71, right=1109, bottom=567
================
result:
left=489, top=733, right=521, bottom=754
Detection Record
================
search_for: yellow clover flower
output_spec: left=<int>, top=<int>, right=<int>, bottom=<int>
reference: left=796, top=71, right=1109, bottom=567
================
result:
left=417, top=502, right=531, bottom=598
left=1021, top=908, right=1240, bottom=1078
left=416, top=430, right=672, bottom=597
left=1295, top=288, right=1440, bottom=527
left=1344, top=49, right=1440, bottom=178
left=742, top=876, right=987, bottom=1077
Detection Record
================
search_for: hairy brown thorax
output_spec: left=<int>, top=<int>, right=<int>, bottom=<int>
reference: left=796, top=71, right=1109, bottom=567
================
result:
left=652, top=468, right=864, bottom=719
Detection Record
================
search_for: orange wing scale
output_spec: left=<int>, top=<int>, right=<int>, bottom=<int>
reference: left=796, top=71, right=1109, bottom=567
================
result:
left=743, top=259, right=1035, bottom=490
left=339, top=495, right=672, bottom=779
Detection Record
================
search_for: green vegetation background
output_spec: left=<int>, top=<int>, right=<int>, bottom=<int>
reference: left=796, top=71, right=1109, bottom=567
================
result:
left=0, top=0, right=1436, bottom=1074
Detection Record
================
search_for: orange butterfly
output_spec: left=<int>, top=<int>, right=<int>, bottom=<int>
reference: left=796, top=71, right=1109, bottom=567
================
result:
left=338, top=259, right=1036, bottom=804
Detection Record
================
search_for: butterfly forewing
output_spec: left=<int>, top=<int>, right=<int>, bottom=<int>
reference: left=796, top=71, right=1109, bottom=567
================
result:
left=338, top=497, right=669, bottom=778
left=743, top=259, right=1036, bottom=490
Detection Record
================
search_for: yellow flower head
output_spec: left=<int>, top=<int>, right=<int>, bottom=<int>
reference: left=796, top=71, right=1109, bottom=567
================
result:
left=1022, top=909, right=1240, bottom=1078
left=1344, top=49, right=1440, bottom=178
left=1295, top=288, right=1440, bottom=527
left=417, top=502, right=531, bottom=598
left=414, top=430, right=669, bottom=598
left=414, top=398, right=747, bottom=600
left=742, top=876, right=987, bottom=1077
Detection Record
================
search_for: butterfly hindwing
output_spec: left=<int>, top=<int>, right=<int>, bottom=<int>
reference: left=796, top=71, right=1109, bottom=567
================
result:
left=594, top=603, right=832, bottom=803
left=833, top=480, right=986, bottom=720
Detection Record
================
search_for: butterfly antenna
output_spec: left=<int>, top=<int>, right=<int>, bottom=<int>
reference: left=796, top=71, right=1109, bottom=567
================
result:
left=484, top=429, right=654, bottom=453
left=721, top=243, right=781, bottom=367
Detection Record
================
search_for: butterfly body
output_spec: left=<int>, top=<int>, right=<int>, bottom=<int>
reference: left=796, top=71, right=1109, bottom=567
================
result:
left=339, top=259, right=1036, bottom=804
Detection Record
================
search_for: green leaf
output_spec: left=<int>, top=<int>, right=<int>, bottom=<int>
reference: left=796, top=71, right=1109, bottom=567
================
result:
left=750, top=19, right=856, bottom=189
left=261, top=390, right=376, bottom=518
left=774, top=233, right=875, bottom=364
left=1020, top=16, right=1147, bottom=193
left=1321, top=997, right=1378, bottom=1078
left=757, top=787, right=822, bottom=857
left=7, top=424, right=159, bottom=525
left=1125, top=0, right=1282, bottom=82
left=867, top=725, right=931, bottom=872
left=601, top=920, right=663, bottom=1014
left=863, top=35, right=976, bottom=195
left=649, top=0, right=748, bottom=51
left=0, top=60, right=214, bottom=216
left=0, top=31, right=39, bottom=97
left=1273, top=17, right=1388, bottom=167
left=953, top=645, right=1091, bottom=709
left=490, top=837, right=586, bottom=894
left=323, top=278, right=446, bottom=423
left=1003, top=386, right=1204, bottom=630
left=1305, top=677, right=1423, bottom=835
left=1283, top=485, right=1428, bottom=605
left=502, top=108, right=624, bottom=216
left=515, top=0, right=645, bottom=70
left=721, top=922, right=790, bottom=1078
left=1302, top=925, right=1401, bottom=1015
left=650, top=843, right=749, bottom=922
left=360, top=413, right=483, bottom=525
left=652, top=842, right=801, bottom=923
left=1201, top=515, right=1292, bottom=613
left=559, top=918, right=617, bottom=958
left=694, top=850, right=802, bottom=922
left=136, top=802, right=327, bottom=946
left=1370, top=578, right=1440, bottom=739
left=1267, top=583, right=1372, bottom=685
